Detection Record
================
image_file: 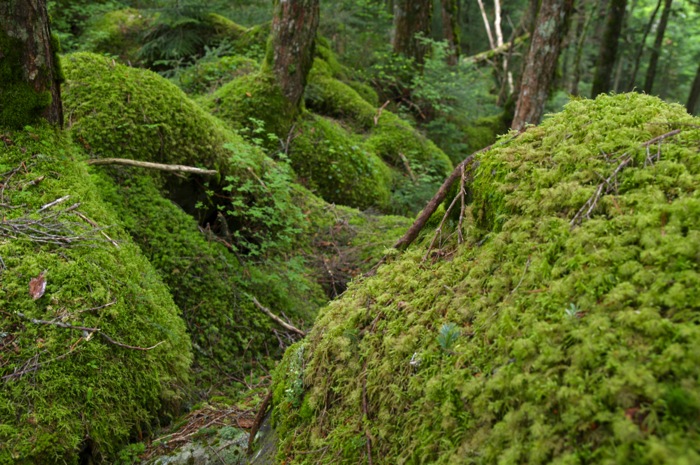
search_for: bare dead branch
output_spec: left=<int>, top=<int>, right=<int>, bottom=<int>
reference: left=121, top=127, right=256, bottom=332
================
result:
left=251, top=297, right=306, bottom=337
left=641, top=129, right=681, bottom=147
left=247, top=389, right=273, bottom=455
left=38, top=195, right=70, bottom=212
left=15, top=312, right=165, bottom=351
left=87, top=158, right=217, bottom=175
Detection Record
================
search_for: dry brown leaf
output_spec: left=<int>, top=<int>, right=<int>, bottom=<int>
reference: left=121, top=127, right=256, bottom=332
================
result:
left=29, top=270, right=47, bottom=300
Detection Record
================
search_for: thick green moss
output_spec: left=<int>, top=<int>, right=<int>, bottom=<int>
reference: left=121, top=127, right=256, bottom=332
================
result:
left=62, top=52, right=299, bottom=256
left=0, top=126, right=191, bottom=464
left=202, top=71, right=296, bottom=147
left=304, top=59, right=377, bottom=131
left=80, top=8, right=152, bottom=64
left=174, top=55, right=258, bottom=95
left=271, top=94, right=700, bottom=464
left=289, top=113, right=392, bottom=210
left=93, top=172, right=325, bottom=391
left=0, top=32, right=53, bottom=129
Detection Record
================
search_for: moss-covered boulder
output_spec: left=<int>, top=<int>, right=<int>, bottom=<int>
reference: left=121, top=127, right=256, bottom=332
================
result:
left=93, top=171, right=325, bottom=390
left=269, top=94, right=700, bottom=464
left=203, top=71, right=295, bottom=147
left=174, top=54, right=258, bottom=95
left=0, top=125, right=191, bottom=464
left=289, top=114, right=392, bottom=210
left=62, top=52, right=299, bottom=256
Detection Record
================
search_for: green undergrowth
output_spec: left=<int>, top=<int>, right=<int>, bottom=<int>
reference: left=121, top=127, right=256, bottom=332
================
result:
left=62, top=52, right=299, bottom=257
left=0, top=125, right=191, bottom=464
left=80, top=8, right=152, bottom=65
left=270, top=94, right=700, bottom=464
left=206, top=51, right=453, bottom=215
left=291, top=184, right=411, bottom=297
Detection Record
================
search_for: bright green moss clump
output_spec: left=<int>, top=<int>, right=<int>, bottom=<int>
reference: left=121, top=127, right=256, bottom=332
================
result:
left=0, top=126, right=191, bottom=464
left=202, top=71, right=296, bottom=148
left=62, top=52, right=299, bottom=256
left=289, top=114, right=392, bottom=210
left=270, top=94, right=700, bottom=464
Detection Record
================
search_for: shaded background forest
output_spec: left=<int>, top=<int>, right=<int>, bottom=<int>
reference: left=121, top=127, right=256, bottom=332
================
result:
left=48, top=0, right=700, bottom=165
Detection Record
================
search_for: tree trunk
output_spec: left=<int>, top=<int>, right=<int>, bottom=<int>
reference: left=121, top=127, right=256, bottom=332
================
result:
left=511, top=0, right=574, bottom=130
left=590, top=0, right=628, bottom=97
left=441, top=0, right=460, bottom=65
left=392, top=0, right=433, bottom=65
left=267, top=0, right=320, bottom=112
left=0, top=0, right=63, bottom=129
left=687, top=62, right=700, bottom=115
left=626, top=0, right=660, bottom=90
left=643, top=0, right=672, bottom=94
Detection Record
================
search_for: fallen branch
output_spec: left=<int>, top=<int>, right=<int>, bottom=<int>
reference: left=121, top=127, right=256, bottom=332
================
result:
left=571, top=129, right=684, bottom=228
left=16, top=312, right=165, bottom=351
left=251, top=297, right=306, bottom=337
left=463, top=33, right=530, bottom=64
left=247, top=389, right=273, bottom=455
left=364, top=131, right=525, bottom=276
left=87, top=158, right=217, bottom=175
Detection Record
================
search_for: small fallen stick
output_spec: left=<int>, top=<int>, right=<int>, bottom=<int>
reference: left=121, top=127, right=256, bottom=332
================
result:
left=87, top=158, right=217, bottom=175
left=251, top=297, right=306, bottom=337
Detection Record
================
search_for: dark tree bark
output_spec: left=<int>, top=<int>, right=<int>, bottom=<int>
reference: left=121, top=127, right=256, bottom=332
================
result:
left=511, top=0, right=574, bottom=130
left=266, top=0, right=320, bottom=112
left=591, top=0, right=628, bottom=97
left=441, top=0, right=460, bottom=65
left=0, top=0, right=63, bottom=129
left=687, top=62, right=700, bottom=115
left=569, top=0, right=599, bottom=95
left=392, top=0, right=433, bottom=65
left=643, top=0, right=672, bottom=94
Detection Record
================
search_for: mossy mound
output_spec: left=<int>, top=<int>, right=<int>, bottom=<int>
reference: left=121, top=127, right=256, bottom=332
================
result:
left=270, top=94, right=700, bottom=464
left=80, top=8, right=152, bottom=65
left=62, top=52, right=299, bottom=256
left=304, top=59, right=377, bottom=131
left=173, top=55, right=258, bottom=95
left=0, top=126, right=191, bottom=464
left=203, top=71, right=295, bottom=149
left=289, top=114, right=392, bottom=210
left=92, top=172, right=325, bottom=392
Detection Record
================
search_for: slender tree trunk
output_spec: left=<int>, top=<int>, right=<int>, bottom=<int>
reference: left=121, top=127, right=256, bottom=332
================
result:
left=0, top=0, right=63, bottom=129
left=441, top=0, right=460, bottom=65
left=511, top=0, right=574, bottom=130
left=591, top=0, right=628, bottom=97
left=687, top=62, right=700, bottom=115
left=393, top=0, right=433, bottom=64
left=627, top=0, right=661, bottom=90
left=643, top=0, right=672, bottom=94
left=266, top=0, right=320, bottom=112
left=476, top=0, right=496, bottom=49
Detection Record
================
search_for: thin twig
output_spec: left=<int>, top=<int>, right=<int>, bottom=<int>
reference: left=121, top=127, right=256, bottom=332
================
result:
left=15, top=312, right=165, bottom=351
left=457, top=163, right=467, bottom=244
left=641, top=129, right=681, bottom=147
left=87, top=158, right=217, bottom=175
left=510, top=256, right=531, bottom=294
left=251, top=297, right=306, bottom=337
left=74, top=211, right=120, bottom=248
left=38, top=195, right=70, bottom=212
